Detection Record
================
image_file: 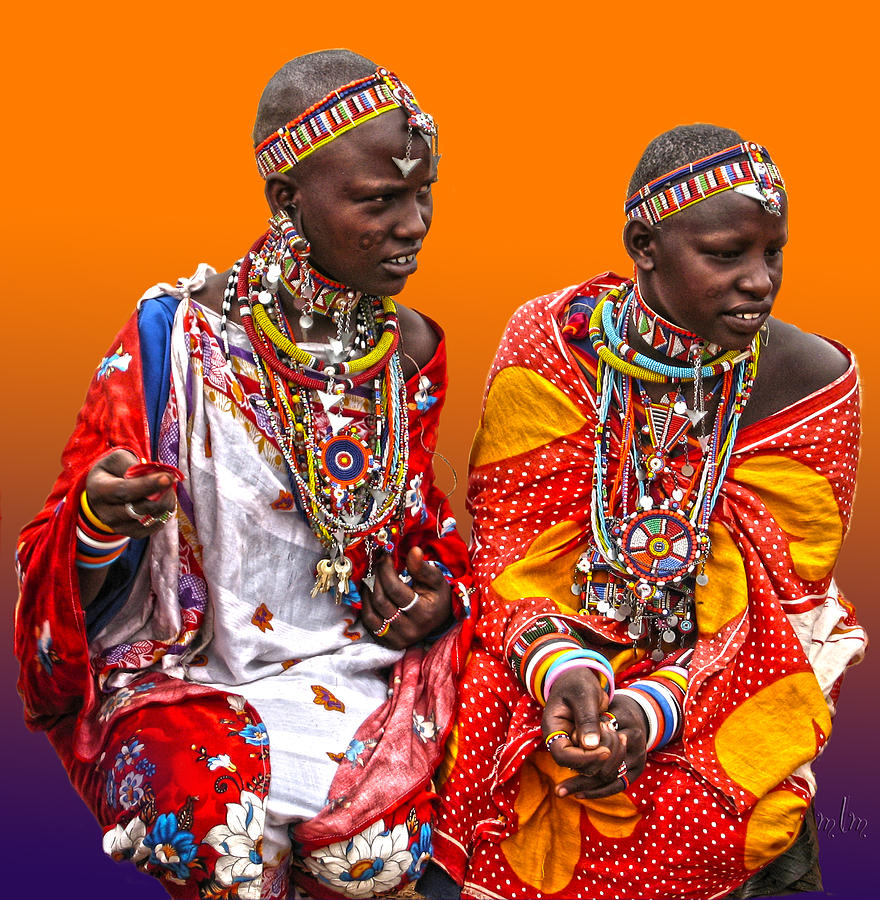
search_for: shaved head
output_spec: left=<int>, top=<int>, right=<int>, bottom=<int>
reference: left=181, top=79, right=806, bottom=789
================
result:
left=253, top=49, right=378, bottom=147
left=627, top=124, right=744, bottom=199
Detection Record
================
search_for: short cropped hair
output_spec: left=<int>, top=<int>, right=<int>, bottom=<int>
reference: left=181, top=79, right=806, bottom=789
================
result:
left=253, top=49, right=377, bottom=146
left=627, top=124, right=744, bottom=199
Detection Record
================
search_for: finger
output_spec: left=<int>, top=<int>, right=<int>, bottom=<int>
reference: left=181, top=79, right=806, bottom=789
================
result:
left=556, top=771, right=630, bottom=799
left=123, top=473, right=177, bottom=505
left=371, top=555, right=408, bottom=614
left=404, top=546, right=446, bottom=590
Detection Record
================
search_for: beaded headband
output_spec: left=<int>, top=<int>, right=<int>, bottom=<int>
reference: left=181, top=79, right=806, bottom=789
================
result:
left=255, top=67, right=437, bottom=179
left=624, top=141, right=785, bottom=225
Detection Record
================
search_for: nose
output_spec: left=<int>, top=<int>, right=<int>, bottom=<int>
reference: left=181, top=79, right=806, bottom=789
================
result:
left=738, top=253, right=774, bottom=298
left=393, top=195, right=430, bottom=241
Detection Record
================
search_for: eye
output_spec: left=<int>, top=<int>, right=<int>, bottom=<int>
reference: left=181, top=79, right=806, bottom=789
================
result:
left=765, top=247, right=784, bottom=258
left=710, top=249, right=740, bottom=259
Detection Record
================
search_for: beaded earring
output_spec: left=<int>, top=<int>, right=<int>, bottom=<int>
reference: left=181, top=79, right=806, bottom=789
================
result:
left=270, top=207, right=316, bottom=327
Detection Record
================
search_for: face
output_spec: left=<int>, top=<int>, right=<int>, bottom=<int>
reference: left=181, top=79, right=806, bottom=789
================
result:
left=280, top=109, right=435, bottom=296
left=632, top=190, right=789, bottom=350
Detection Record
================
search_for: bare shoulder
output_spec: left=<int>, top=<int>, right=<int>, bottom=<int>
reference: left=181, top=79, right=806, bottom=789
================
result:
left=189, top=270, right=230, bottom=315
left=397, top=303, right=441, bottom=380
left=742, top=318, right=851, bottom=425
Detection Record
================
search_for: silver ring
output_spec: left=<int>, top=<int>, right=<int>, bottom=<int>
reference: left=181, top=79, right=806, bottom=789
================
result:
left=399, top=592, right=421, bottom=613
left=125, top=503, right=171, bottom=527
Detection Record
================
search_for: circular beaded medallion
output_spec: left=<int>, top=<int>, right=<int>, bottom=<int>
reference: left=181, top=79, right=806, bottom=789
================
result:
left=617, top=508, right=698, bottom=582
left=320, top=434, right=372, bottom=487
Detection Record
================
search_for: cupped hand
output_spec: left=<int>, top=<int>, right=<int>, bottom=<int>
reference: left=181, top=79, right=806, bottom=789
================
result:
left=360, top=546, right=453, bottom=649
left=85, top=449, right=178, bottom=538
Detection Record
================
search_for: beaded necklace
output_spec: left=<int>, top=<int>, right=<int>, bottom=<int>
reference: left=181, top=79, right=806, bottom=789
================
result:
left=631, top=280, right=722, bottom=362
left=574, top=284, right=759, bottom=657
left=226, top=231, right=410, bottom=603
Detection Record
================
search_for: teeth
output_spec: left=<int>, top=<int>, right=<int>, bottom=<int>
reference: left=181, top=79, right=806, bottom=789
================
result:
left=392, top=254, right=415, bottom=264
left=733, top=312, right=761, bottom=319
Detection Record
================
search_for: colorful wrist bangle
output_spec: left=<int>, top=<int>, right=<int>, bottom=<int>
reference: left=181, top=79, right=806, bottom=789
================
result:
left=543, top=649, right=615, bottom=700
left=80, top=490, right=114, bottom=533
left=633, top=681, right=677, bottom=749
left=616, top=687, right=659, bottom=749
left=521, top=637, right=583, bottom=696
left=542, top=659, right=613, bottom=705
left=76, top=490, right=130, bottom=570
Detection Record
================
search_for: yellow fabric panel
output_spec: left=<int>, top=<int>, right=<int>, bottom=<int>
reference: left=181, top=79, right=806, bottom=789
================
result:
left=733, top=455, right=842, bottom=582
left=501, top=752, right=583, bottom=893
left=695, top=521, right=748, bottom=637
left=434, top=722, right=458, bottom=790
left=471, top=366, right=586, bottom=468
left=715, top=672, right=831, bottom=798
left=502, top=749, right=642, bottom=893
left=491, top=519, right=583, bottom=614
left=743, top=787, right=809, bottom=871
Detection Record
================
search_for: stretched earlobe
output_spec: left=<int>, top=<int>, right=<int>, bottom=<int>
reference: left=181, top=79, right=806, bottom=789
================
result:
left=264, top=173, right=299, bottom=215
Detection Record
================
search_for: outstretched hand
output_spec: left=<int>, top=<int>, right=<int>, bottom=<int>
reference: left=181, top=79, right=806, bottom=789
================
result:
left=85, top=449, right=178, bottom=538
left=360, top=546, right=453, bottom=649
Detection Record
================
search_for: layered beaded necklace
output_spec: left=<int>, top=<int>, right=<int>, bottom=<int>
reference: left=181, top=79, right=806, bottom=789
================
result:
left=573, top=282, right=759, bottom=657
left=223, top=220, right=409, bottom=604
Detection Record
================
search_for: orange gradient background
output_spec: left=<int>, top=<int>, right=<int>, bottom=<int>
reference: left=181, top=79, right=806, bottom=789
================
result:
left=2, top=3, right=877, bottom=898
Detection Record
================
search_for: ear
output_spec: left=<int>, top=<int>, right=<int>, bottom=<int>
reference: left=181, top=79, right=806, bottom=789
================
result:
left=623, top=218, right=659, bottom=274
left=264, top=172, right=300, bottom=215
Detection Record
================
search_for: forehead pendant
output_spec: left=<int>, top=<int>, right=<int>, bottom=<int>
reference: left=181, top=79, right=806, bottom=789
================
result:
left=392, top=126, right=420, bottom=178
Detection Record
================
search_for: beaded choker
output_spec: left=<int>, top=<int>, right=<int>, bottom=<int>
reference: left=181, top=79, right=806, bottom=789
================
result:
left=255, top=68, right=438, bottom=178
left=571, top=285, right=760, bottom=657
left=631, top=281, right=721, bottom=362
left=625, top=141, right=785, bottom=225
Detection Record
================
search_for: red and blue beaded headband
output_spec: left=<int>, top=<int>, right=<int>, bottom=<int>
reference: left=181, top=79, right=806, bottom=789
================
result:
left=255, top=67, right=438, bottom=179
left=624, top=141, right=785, bottom=225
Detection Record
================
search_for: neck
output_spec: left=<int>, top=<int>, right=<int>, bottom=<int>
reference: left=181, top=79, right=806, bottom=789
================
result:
left=630, top=280, right=721, bottom=363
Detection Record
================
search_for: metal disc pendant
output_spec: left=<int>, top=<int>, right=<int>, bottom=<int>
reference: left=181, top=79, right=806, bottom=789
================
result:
left=628, top=620, right=645, bottom=639
left=681, top=463, right=695, bottom=477
left=299, top=313, right=313, bottom=329
left=696, top=572, right=709, bottom=586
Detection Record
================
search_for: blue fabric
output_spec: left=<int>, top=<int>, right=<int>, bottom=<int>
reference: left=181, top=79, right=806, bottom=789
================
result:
left=84, top=295, right=182, bottom=641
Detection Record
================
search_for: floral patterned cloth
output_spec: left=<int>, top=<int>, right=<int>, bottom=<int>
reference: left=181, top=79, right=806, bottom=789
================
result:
left=432, top=277, right=866, bottom=900
left=15, top=285, right=474, bottom=897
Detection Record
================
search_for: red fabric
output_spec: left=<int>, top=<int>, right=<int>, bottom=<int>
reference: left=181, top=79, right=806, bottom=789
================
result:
left=14, top=297, right=474, bottom=896
left=434, top=279, right=864, bottom=899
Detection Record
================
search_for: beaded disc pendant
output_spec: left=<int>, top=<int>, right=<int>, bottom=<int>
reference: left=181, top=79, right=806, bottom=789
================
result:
left=615, top=508, right=700, bottom=584
left=319, top=434, right=372, bottom=488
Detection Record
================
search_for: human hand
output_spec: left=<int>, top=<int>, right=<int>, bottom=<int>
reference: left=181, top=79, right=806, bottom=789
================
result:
left=546, top=676, right=649, bottom=799
left=360, top=546, right=453, bottom=649
left=542, top=666, right=624, bottom=799
left=85, top=449, right=179, bottom=538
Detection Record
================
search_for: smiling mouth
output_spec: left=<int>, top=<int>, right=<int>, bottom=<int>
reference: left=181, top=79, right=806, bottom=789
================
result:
left=385, top=253, right=417, bottom=265
left=731, top=312, right=763, bottom=320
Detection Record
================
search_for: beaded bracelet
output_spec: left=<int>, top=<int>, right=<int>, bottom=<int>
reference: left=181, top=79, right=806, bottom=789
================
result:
left=76, top=491, right=130, bottom=569
left=506, top=615, right=580, bottom=678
